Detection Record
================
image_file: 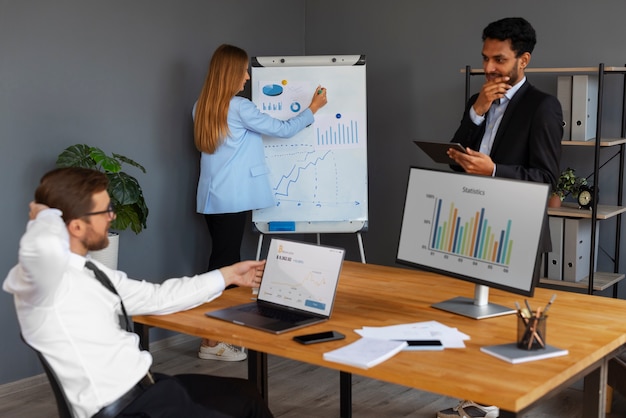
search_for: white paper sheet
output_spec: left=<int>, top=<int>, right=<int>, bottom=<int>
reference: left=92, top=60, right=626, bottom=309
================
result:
left=354, top=321, right=469, bottom=349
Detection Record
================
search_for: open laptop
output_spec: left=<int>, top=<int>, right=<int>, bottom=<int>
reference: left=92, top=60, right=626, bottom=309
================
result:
left=205, top=238, right=345, bottom=334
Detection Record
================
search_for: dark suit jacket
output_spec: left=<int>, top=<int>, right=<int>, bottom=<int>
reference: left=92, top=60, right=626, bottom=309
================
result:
left=451, top=81, right=563, bottom=253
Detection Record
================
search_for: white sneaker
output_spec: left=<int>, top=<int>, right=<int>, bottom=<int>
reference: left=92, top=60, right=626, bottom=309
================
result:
left=436, top=400, right=499, bottom=418
left=198, top=342, right=247, bottom=361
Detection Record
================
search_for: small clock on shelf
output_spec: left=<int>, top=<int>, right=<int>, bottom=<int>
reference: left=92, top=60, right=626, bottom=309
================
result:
left=578, top=185, right=595, bottom=210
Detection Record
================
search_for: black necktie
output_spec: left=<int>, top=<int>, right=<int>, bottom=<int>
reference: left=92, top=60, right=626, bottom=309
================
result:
left=85, top=261, right=132, bottom=332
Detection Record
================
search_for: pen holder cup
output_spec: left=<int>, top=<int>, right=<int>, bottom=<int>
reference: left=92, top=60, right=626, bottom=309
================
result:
left=517, top=315, right=547, bottom=350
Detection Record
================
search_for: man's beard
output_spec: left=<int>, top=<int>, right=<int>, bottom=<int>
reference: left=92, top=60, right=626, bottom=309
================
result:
left=506, top=62, right=521, bottom=85
left=486, top=59, right=521, bottom=85
left=85, top=232, right=109, bottom=252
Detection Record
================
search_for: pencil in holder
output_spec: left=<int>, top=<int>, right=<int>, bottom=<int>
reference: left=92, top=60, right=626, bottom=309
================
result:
left=517, top=315, right=547, bottom=350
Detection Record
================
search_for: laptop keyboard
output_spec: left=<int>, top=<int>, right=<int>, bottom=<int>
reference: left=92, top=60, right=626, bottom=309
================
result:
left=241, top=304, right=311, bottom=323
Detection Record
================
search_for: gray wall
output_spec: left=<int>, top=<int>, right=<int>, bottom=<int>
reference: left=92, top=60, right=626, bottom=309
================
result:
left=303, top=1, right=626, bottom=271
left=0, top=0, right=306, bottom=384
left=2, top=0, right=626, bottom=385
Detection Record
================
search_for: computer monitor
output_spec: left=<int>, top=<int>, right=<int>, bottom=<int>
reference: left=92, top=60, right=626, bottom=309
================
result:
left=396, top=167, right=549, bottom=319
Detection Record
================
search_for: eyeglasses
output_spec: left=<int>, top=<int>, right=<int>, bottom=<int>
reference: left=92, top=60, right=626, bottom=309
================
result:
left=82, top=202, right=116, bottom=219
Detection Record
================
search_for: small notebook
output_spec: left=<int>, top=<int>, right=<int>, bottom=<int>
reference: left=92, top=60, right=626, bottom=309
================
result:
left=323, top=338, right=408, bottom=369
left=481, top=343, right=568, bottom=364
left=206, top=238, right=345, bottom=334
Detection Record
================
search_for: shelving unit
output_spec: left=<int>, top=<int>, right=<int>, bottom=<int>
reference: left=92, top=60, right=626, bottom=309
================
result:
left=462, top=64, right=626, bottom=296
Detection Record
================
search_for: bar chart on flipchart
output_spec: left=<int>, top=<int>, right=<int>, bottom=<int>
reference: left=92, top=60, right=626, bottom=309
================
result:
left=251, top=55, right=368, bottom=233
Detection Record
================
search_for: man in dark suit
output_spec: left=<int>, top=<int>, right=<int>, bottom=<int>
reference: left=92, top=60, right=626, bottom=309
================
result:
left=439, top=17, right=562, bottom=418
left=448, top=17, right=562, bottom=186
left=448, top=17, right=562, bottom=252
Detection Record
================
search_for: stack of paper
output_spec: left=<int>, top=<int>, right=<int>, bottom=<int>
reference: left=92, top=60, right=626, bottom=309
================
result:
left=355, top=320, right=470, bottom=349
left=323, top=338, right=408, bottom=369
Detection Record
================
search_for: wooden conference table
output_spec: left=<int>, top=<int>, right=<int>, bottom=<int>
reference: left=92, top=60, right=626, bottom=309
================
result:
left=133, top=261, right=626, bottom=417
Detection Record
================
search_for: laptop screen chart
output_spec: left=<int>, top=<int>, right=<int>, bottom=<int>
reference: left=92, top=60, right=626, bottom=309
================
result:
left=260, top=240, right=343, bottom=316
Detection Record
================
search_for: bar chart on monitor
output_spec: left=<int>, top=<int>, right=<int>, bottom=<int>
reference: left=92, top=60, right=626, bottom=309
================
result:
left=414, top=192, right=521, bottom=280
left=428, top=198, right=514, bottom=268
left=397, top=168, right=550, bottom=292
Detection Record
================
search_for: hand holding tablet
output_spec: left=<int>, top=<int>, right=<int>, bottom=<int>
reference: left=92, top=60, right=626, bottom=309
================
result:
left=414, top=141, right=467, bottom=164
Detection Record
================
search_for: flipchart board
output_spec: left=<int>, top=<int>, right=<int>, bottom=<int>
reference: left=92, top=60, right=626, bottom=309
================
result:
left=251, top=55, right=368, bottom=234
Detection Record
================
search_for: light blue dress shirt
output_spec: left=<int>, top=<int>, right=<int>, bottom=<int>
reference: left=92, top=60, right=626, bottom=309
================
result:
left=468, top=77, right=526, bottom=176
left=195, top=96, right=314, bottom=214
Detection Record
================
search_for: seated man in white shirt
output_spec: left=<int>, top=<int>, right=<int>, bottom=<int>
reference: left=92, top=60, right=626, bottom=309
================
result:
left=3, top=167, right=274, bottom=418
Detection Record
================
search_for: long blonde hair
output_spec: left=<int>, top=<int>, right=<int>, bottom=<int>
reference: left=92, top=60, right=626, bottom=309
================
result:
left=194, top=44, right=249, bottom=154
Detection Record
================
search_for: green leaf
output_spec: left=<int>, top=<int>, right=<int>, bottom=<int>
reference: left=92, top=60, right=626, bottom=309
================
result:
left=113, top=153, right=146, bottom=173
left=111, top=203, right=146, bottom=234
left=107, top=172, right=141, bottom=205
left=90, top=148, right=122, bottom=173
left=56, top=144, right=97, bottom=169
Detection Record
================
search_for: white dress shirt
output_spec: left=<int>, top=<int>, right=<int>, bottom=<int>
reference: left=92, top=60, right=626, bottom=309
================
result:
left=3, top=209, right=227, bottom=418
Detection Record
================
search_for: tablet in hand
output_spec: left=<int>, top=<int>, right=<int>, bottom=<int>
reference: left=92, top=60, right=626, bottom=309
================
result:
left=414, top=141, right=467, bottom=164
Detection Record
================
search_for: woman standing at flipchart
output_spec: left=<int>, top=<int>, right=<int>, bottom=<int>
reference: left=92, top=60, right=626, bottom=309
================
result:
left=193, top=44, right=327, bottom=361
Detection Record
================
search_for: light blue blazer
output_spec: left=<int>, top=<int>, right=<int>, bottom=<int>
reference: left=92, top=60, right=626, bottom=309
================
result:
left=195, top=96, right=314, bottom=214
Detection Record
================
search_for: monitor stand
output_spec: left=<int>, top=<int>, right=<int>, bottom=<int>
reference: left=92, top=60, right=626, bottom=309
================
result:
left=432, top=284, right=515, bottom=319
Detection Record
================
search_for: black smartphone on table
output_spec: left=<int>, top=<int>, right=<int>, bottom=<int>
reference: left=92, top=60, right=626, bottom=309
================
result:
left=403, top=340, right=444, bottom=351
left=293, top=330, right=346, bottom=345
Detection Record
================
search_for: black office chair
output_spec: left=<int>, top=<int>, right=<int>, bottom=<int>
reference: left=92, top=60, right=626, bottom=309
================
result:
left=20, top=334, right=74, bottom=418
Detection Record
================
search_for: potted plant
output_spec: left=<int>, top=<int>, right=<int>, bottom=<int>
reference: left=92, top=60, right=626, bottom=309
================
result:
left=56, top=144, right=149, bottom=233
left=549, top=167, right=587, bottom=208
left=56, top=144, right=149, bottom=268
